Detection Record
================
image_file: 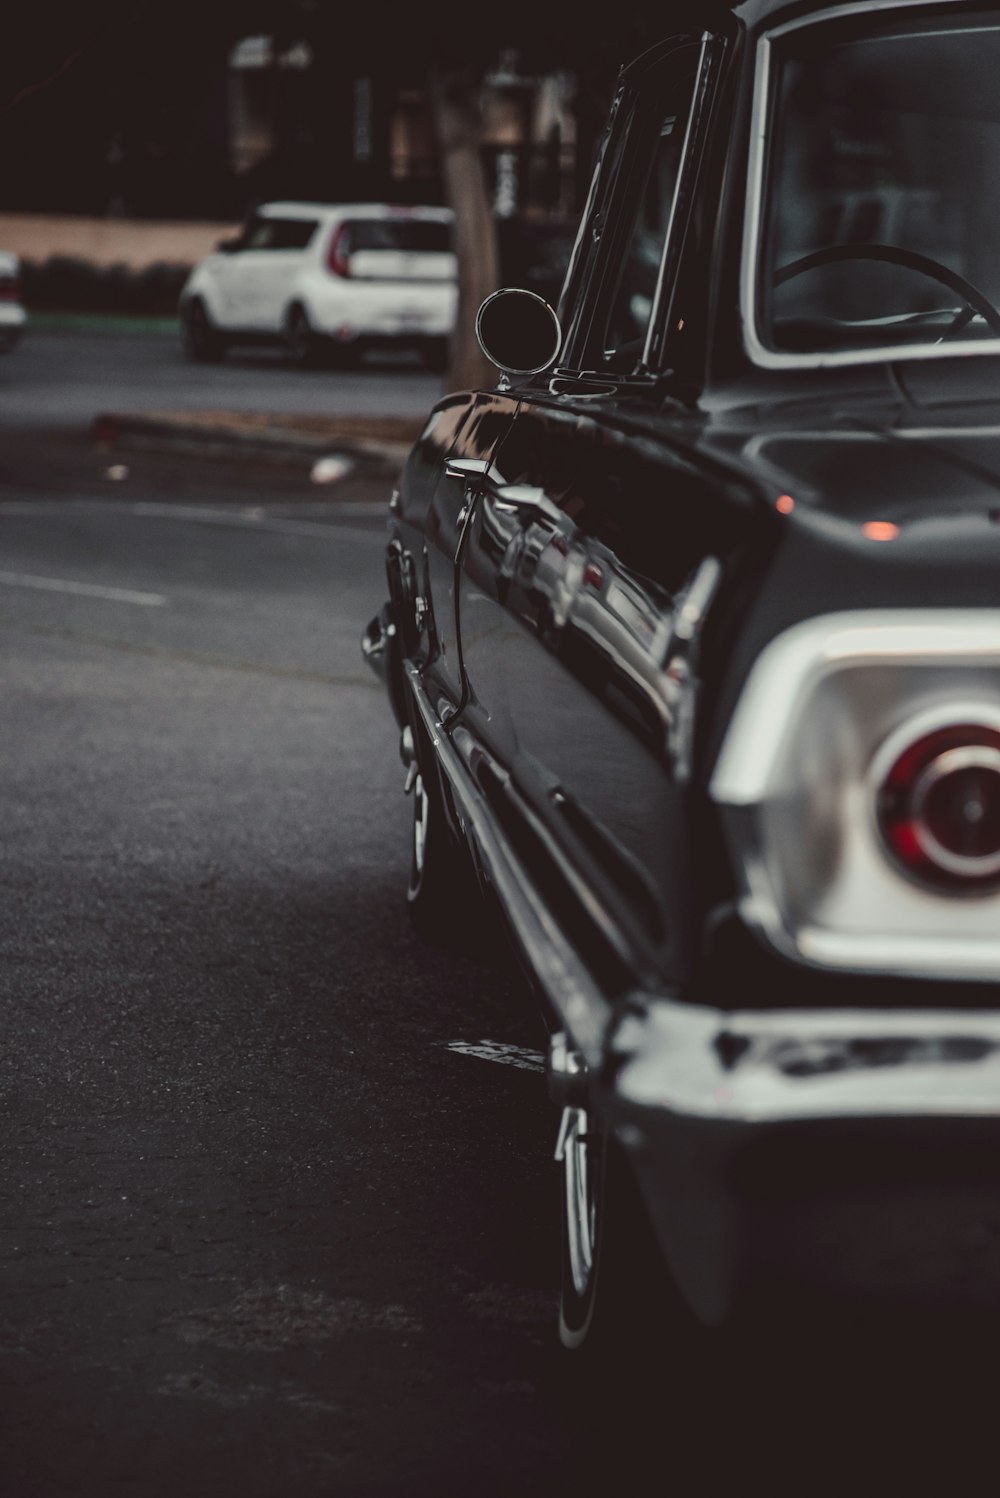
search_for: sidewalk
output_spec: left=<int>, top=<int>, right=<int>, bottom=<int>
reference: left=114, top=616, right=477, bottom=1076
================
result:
left=92, top=409, right=422, bottom=486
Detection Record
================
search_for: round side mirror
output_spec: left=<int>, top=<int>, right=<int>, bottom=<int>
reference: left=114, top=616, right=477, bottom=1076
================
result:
left=476, top=287, right=562, bottom=377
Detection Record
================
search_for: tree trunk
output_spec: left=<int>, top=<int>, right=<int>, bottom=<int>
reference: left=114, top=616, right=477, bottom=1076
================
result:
left=429, top=65, right=499, bottom=392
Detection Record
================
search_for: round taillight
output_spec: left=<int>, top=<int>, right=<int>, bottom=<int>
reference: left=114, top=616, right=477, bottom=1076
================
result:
left=877, top=721, right=1000, bottom=890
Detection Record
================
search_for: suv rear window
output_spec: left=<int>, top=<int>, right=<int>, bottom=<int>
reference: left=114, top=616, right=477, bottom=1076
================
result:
left=339, top=220, right=452, bottom=255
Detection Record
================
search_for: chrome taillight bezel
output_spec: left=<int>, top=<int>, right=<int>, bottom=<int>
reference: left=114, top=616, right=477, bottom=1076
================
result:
left=711, top=611, right=1000, bottom=981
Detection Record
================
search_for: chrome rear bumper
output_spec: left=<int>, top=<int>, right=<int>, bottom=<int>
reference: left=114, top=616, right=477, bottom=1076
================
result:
left=603, top=995, right=1000, bottom=1323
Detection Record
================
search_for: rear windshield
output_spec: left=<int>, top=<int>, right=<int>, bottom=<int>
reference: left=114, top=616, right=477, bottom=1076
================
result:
left=340, top=220, right=452, bottom=255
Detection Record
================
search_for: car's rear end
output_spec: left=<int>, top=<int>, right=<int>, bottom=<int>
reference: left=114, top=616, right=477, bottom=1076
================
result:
left=303, top=207, right=457, bottom=364
left=607, top=461, right=1000, bottom=1326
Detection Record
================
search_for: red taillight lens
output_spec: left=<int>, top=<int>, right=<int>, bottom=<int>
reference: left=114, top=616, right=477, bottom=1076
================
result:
left=0, top=279, right=20, bottom=302
left=326, top=224, right=351, bottom=278
left=877, top=722, right=1000, bottom=890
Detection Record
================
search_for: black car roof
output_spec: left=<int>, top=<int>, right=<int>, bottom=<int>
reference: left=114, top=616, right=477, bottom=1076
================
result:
left=730, top=0, right=991, bottom=31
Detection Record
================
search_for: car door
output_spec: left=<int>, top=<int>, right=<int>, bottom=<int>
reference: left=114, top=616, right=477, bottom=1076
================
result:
left=412, top=391, right=519, bottom=722
left=455, top=33, right=728, bottom=985
left=215, top=215, right=277, bottom=329
left=254, top=216, right=319, bottom=330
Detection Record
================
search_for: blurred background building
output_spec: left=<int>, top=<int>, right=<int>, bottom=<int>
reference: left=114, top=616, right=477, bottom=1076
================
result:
left=0, top=0, right=634, bottom=315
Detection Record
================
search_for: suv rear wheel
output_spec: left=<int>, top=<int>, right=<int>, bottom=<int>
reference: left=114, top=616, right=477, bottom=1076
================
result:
left=284, top=303, right=320, bottom=367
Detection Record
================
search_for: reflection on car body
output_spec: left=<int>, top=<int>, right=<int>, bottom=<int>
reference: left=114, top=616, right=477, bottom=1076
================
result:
left=365, top=0, right=1000, bottom=1351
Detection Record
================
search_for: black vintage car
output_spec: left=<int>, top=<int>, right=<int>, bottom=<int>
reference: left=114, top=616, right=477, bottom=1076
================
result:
left=365, top=0, right=1000, bottom=1348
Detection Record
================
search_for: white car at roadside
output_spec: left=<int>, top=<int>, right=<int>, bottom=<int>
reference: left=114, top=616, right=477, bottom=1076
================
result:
left=0, top=252, right=26, bottom=352
left=179, top=202, right=457, bottom=368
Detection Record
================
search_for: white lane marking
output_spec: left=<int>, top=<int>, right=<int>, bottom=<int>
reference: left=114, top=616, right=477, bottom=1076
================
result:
left=0, top=568, right=167, bottom=607
left=446, top=1040, right=545, bottom=1073
left=0, top=498, right=385, bottom=544
left=127, top=500, right=384, bottom=543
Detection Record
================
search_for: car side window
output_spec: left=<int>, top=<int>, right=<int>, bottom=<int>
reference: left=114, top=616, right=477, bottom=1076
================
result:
left=562, top=39, right=709, bottom=378
left=242, top=218, right=278, bottom=251
left=240, top=218, right=317, bottom=252
left=270, top=219, right=318, bottom=251
left=597, top=47, right=702, bottom=373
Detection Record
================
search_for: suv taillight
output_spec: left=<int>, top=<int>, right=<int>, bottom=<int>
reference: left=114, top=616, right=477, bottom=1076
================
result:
left=877, top=723, right=1000, bottom=890
left=326, top=224, right=351, bottom=278
left=0, top=279, right=20, bottom=302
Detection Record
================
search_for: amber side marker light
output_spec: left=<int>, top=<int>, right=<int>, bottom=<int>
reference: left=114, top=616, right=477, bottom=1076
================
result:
left=862, top=520, right=900, bottom=541
left=776, top=494, right=795, bottom=514
left=877, top=723, right=1000, bottom=891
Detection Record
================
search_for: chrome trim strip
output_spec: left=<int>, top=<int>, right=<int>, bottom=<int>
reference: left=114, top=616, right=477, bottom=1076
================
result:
left=609, top=995, right=1000, bottom=1124
left=740, top=1, right=1000, bottom=372
left=404, top=663, right=613, bottom=1066
left=711, top=610, right=1000, bottom=806
left=642, top=32, right=711, bottom=372
left=782, top=923, right=1000, bottom=979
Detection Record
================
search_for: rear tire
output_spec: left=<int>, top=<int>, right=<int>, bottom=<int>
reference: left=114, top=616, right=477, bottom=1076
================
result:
left=405, top=718, right=471, bottom=938
left=558, top=1115, right=741, bottom=1488
left=284, top=303, right=321, bottom=367
left=181, top=299, right=226, bottom=362
left=559, top=1113, right=648, bottom=1351
left=558, top=1112, right=703, bottom=1375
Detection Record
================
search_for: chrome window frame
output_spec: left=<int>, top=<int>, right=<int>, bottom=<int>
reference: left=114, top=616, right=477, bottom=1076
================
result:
left=555, top=33, right=717, bottom=380
left=741, top=0, right=1000, bottom=371
left=639, top=33, right=712, bottom=373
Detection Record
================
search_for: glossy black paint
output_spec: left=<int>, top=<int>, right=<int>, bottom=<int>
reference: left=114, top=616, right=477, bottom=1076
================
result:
left=365, top=0, right=1000, bottom=1322
left=376, top=0, right=1000, bottom=1023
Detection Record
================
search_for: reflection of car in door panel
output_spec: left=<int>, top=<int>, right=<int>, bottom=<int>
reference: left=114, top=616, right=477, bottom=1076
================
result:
left=366, top=0, right=1000, bottom=1368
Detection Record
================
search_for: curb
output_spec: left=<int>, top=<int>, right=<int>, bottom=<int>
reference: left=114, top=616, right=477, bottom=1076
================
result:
left=91, top=411, right=414, bottom=478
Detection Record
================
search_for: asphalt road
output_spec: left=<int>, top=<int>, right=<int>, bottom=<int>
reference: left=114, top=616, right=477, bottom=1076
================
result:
left=0, top=342, right=997, bottom=1494
left=0, top=327, right=441, bottom=431
left=0, top=473, right=583, bottom=1497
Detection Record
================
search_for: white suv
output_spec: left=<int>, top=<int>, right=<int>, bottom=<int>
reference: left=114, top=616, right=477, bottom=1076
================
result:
left=179, top=202, right=457, bottom=368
